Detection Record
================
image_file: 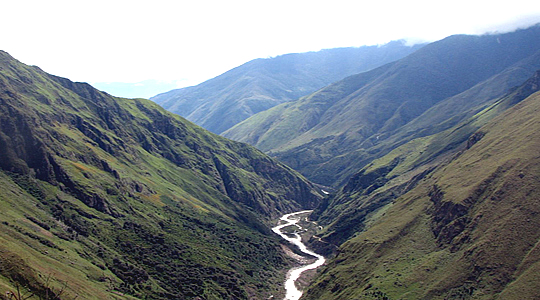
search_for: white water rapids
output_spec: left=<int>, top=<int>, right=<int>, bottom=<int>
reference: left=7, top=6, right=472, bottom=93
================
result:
left=272, top=210, right=325, bottom=300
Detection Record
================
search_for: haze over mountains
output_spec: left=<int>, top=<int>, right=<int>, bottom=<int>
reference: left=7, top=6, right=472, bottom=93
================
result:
left=92, top=80, right=182, bottom=100
left=151, top=41, right=424, bottom=134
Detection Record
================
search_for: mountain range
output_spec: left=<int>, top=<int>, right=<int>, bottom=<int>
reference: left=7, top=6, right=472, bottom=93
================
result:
left=0, top=50, right=321, bottom=299
left=222, top=24, right=540, bottom=299
left=151, top=41, right=424, bottom=134
left=2, top=23, right=540, bottom=300
left=224, top=25, right=540, bottom=187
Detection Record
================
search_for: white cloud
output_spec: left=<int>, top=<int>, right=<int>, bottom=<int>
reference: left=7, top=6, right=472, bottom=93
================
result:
left=2, top=0, right=539, bottom=87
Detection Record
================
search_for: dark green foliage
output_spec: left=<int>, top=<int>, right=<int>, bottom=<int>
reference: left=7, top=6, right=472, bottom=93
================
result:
left=49, top=201, right=94, bottom=237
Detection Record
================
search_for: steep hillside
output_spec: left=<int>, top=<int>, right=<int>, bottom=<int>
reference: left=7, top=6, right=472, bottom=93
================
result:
left=224, top=25, right=540, bottom=187
left=303, top=83, right=540, bottom=298
left=0, top=51, right=322, bottom=299
left=311, top=69, right=540, bottom=249
left=151, top=41, right=424, bottom=134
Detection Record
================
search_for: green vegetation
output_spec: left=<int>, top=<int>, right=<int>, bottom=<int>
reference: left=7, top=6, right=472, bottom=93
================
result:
left=225, top=25, right=540, bottom=187
left=303, top=80, right=540, bottom=298
left=153, top=41, right=424, bottom=134
left=3, top=24, right=540, bottom=300
left=0, top=50, right=322, bottom=299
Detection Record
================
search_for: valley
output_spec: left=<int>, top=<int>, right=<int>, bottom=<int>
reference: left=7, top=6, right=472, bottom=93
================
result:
left=1, top=23, right=540, bottom=300
left=272, top=211, right=325, bottom=300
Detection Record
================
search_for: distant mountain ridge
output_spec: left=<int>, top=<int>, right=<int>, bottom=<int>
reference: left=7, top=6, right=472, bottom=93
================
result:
left=151, top=41, right=424, bottom=134
left=224, top=24, right=540, bottom=187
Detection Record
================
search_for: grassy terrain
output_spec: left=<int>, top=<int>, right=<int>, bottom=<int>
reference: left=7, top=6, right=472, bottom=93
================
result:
left=0, top=50, right=323, bottom=299
left=313, top=68, right=540, bottom=242
left=303, top=88, right=540, bottom=299
left=225, top=25, right=540, bottom=187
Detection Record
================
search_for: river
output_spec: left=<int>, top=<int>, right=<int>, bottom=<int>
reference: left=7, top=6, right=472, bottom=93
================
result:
left=272, top=210, right=325, bottom=300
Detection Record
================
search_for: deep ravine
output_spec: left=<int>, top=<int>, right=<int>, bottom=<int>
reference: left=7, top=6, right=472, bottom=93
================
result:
left=272, top=211, right=326, bottom=300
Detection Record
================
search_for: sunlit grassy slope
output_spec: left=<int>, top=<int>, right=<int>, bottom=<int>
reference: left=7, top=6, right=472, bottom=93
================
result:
left=304, top=87, right=540, bottom=299
left=0, top=50, right=322, bottom=299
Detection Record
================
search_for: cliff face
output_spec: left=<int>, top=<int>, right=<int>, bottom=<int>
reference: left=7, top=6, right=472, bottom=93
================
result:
left=0, top=50, right=322, bottom=299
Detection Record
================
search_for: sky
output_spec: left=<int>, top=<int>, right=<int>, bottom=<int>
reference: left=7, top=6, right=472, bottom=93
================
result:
left=2, top=0, right=540, bottom=95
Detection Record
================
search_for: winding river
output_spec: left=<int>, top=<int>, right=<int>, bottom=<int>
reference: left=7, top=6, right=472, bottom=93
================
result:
left=272, top=210, right=325, bottom=300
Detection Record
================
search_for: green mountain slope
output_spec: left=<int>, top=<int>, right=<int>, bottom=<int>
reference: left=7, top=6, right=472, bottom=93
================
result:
left=0, top=51, right=322, bottom=299
left=311, top=69, right=540, bottom=249
left=224, top=25, right=540, bottom=187
left=151, top=41, right=424, bottom=134
left=303, top=75, right=540, bottom=299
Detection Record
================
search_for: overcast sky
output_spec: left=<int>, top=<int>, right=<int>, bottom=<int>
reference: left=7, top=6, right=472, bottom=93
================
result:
left=2, top=0, right=540, bottom=89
